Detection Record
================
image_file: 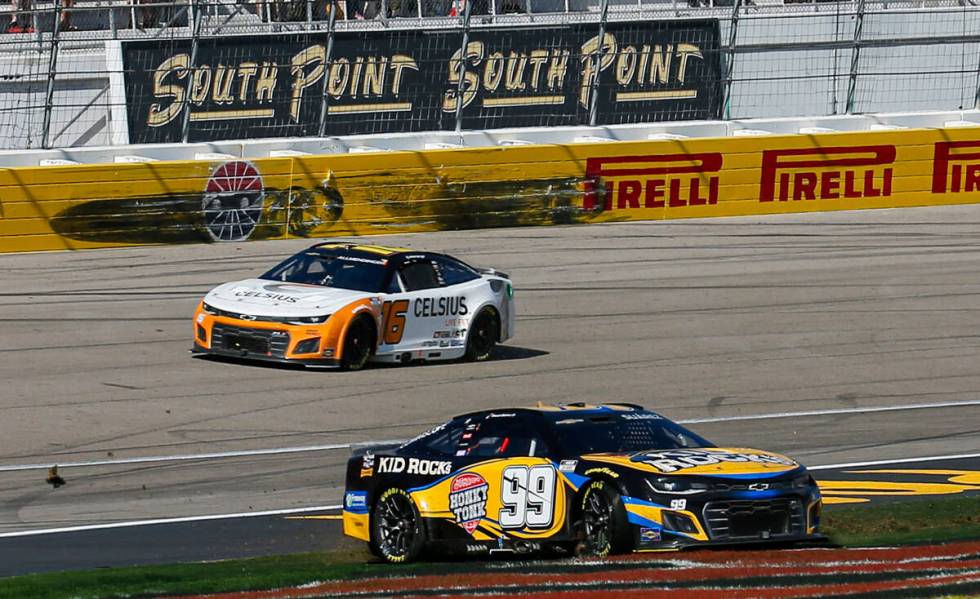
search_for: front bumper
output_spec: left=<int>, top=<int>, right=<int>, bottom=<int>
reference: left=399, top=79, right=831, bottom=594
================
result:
left=193, top=308, right=341, bottom=367
left=191, top=342, right=340, bottom=368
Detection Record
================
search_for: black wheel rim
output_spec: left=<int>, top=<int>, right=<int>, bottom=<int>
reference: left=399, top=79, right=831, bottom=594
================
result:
left=377, top=493, right=417, bottom=559
left=470, top=313, right=496, bottom=356
left=346, top=322, right=369, bottom=366
left=583, top=488, right=613, bottom=553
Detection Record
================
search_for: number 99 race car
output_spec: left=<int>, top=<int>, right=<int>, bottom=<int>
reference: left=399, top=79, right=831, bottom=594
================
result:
left=343, top=404, right=823, bottom=562
left=192, top=242, right=514, bottom=370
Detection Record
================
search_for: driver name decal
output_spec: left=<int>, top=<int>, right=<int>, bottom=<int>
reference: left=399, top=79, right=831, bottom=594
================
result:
left=636, top=450, right=795, bottom=473
left=449, top=472, right=489, bottom=534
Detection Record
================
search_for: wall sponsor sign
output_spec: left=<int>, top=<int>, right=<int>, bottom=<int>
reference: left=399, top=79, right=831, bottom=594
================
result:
left=121, top=19, right=722, bottom=143
left=3, top=127, right=980, bottom=253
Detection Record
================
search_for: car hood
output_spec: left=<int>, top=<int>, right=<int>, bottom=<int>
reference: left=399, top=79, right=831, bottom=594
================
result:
left=580, top=447, right=802, bottom=478
left=204, top=278, right=376, bottom=317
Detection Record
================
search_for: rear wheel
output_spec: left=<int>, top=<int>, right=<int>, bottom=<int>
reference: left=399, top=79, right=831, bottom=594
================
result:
left=465, top=309, right=499, bottom=362
left=340, top=317, right=374, bottom=371
left=579, top=480, right=632, bottom=557
left=370, top=488, right=426, bottom=563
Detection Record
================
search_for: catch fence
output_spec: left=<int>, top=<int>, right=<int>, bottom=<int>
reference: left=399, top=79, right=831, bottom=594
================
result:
left=0, top=0, right=978, bottom=148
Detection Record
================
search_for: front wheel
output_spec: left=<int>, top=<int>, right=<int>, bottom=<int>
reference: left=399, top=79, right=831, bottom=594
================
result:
left=579, top=480, right=632, bottom=557
left=370, top=488, right=426, bottom=563
left=465, top=309, right=499, bottom=362
left=340, top=317, right=374, bottom=371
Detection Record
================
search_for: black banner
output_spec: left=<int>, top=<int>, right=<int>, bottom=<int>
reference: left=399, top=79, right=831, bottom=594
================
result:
left=122, top=20, right=722, bottom=144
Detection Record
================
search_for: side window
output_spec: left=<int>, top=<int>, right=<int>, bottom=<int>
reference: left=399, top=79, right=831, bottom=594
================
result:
left=384, top=271, right=403, bottom=293
left=435, top=257, right=480, bottom=286
left=459, top=416, right=550, bottom=458
left=403, top=421, right=465, bottom=457
left=400, top=262, right=441, bottom=291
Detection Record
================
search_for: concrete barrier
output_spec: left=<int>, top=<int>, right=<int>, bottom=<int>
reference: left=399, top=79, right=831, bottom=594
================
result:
left=2, top=126, right=979, bottom=253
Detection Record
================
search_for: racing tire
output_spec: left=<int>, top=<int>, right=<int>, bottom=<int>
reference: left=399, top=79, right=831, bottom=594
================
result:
left=370, top=487, right=427, bottom=564
left=340, top=317, right=374, bottom=371
left=579, top=480, right=632, bottom=557
left=465, top=308, right=499, bottom=362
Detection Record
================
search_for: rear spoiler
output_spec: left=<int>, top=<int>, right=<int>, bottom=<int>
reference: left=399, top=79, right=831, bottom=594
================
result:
left=350, top=440, right=405, bottom=457
left=477, top=267, right=510, bottom=279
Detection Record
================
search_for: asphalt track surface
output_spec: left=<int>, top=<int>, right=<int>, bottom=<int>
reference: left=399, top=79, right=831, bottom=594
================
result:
left=2, top=205, right=980, bottom=575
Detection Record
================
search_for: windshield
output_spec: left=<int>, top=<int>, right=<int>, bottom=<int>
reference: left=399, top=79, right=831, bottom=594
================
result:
left=551, top=412, right=713, bottom=455
left=260, top=250, right=389, bottom=292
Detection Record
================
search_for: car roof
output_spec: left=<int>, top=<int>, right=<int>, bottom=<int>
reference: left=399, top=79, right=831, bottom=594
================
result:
left=311, top=241, right=415, bottom=257
left=453, top=403, right=649, bottom=420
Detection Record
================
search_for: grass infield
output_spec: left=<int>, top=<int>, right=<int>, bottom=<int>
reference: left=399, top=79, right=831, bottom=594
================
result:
left=1, top=495, right=977, bottom=599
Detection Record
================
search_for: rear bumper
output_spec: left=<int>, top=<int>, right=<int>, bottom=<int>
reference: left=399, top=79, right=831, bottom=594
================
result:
left=191, top=343, right=340, bottom=368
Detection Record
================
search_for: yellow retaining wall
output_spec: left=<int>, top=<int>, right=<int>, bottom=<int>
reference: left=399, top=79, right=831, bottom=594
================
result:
left=2, top=127, right=980, bottom=253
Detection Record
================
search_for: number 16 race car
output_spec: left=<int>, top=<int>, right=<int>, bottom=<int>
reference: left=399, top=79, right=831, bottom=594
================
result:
left=192, top=242, right=514, bottom=370
left=343, top=404, right=824, bottom=562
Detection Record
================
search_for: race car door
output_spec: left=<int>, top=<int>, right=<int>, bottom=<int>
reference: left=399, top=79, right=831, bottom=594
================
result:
left=384, top=258, right=466, bottom=356
left=453, top=413, right=569, bottom=540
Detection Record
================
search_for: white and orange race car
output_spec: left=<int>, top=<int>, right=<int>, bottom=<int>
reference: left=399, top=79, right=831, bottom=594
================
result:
left=192, top=242, right=514, bottom=370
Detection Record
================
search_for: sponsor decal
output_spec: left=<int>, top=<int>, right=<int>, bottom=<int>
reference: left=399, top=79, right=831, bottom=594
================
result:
left=584, top=153, right=723, bottom=212
left=445, top=318, right=467, bottom=327
left=377, top=456, right=453, bottom=476
left=337, top=255, right=385, bottom=265
left=433, top=330, right=452, bottom=338
left=421, top=340, right=439, bottom=347
left=759, top=145, right=896, bottom=203
left=345, top=491, right=368, bottom=511
left=439, top=340, right=450, bottom=347
left=465, top=543, right=490, bottom=553
left=635, top=450, right=796, bottom=473
left=414, top=296, right=468, bottom=318
left=360, top=453, right=375, bottom=478
left=487, top=412, right=516, bottom=418
left=621, top=412, right=664, bottom=421
left=202, top=161, right=265, bottom=242
left=232, top=287, right=300, bottom=304
left=449, top=472, right=489, bottom=534
left=559, top=460, right=578, bottom=472
left=450, top=339, right=464, bottom=347
left=640, top=527, right=662, bottom=542
left=584, top=467, right=619, bottom=479
left=932, top=140, right=980, bottom=194
left=670, top=498, right=687, bottom=510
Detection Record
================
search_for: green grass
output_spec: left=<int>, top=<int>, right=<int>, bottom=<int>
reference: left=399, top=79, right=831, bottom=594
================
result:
left=0, top=548, right=384, bottom=599
left=2, top=495, right=979, bottom=599
left=822, top=495, right=980, bottom=547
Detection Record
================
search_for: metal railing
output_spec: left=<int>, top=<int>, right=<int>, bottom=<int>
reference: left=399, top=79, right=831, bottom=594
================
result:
left=0, top=0, right=979, bottom=149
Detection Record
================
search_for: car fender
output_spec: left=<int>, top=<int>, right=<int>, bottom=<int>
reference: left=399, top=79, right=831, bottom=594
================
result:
left=323, top=298, right=381, bottom=360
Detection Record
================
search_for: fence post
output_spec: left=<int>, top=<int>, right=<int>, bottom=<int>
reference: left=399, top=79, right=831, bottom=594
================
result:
left=587, top=0, right=609, bottom=127
left=721, top=0, right=741, bottom=120
left=42, top=0, right=63, bottom=149
left=316, top=0, right=338, bottom=137
left=454, top=0, right=473, bottom=133
left=845, top=0, right=865, bottom=114
left=974, top=45, right=980, bottom=110
left=180, top=0, right=203, bottom=143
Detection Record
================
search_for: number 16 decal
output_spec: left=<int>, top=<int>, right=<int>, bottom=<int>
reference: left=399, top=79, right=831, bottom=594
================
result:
left=381, top=300, right=409, bottom=345
left=499, top=465, right=556, bottom=529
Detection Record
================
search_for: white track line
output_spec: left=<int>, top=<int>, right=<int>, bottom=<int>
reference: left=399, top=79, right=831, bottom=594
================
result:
left=0, top=439, right=406, bottom=473
left=808, top=452, right=980, bottom=471
left=678, top=399, right=980, bottom=424
left=1, top=400, right=977, bottom=473
left=0, top=504, right=343, bottom=539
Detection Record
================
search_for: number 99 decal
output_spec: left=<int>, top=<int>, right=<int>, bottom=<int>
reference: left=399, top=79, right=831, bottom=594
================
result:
left=499, top=465, right=556, bottom=529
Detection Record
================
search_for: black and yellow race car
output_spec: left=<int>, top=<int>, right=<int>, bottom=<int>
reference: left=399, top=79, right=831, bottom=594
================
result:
left=342, top=403, right=823, bottom=562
